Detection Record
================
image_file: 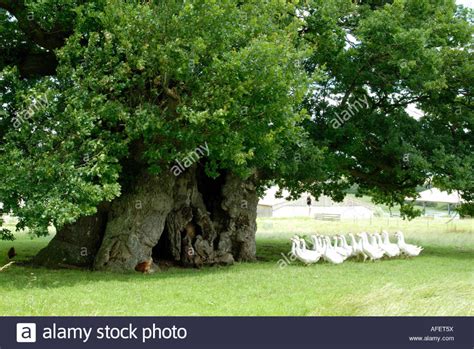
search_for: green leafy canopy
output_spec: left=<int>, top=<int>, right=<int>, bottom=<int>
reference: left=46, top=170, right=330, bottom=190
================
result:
left=0, top=0, right=472, bottom=238
left=0, top=0, right=310, bottom=236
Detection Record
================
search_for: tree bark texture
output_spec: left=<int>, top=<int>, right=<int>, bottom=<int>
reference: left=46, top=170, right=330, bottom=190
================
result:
left=34, top=166, right=258, bottom=272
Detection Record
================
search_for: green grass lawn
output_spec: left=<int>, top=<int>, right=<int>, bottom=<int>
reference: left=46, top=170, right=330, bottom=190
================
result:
left=0, top=217, right=472, bottom=316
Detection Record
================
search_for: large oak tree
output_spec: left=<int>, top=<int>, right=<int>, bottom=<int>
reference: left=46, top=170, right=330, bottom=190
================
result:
left=0, top=0, right=472, bottom=271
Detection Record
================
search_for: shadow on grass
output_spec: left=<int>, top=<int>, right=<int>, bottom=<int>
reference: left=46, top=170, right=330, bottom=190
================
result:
left=0, top=263, right=243, bottom=291
left=0, top=238, right=471, bottom=292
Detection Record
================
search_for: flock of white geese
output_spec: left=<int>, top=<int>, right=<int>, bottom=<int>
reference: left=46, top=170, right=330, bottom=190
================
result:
left=290, top=231, right=423, bottom=265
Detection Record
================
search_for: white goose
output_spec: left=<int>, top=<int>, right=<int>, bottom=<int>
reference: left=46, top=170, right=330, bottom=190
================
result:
left=349, top=233, right=367, bottom=261
left=380, top=231, right=401, bottom=257
left=394, top=231, right=423, bottom=257
left=310, top=235, right=324, bottom=254
left=358, top=232, right=384, bottom=261
left=369, top=233, right=379, bottom=249
left=321, top=236, right=345, bottom=264
left=339, top=235, right=353, bottom=257
left=333, top=236, right=350, bottom=259
left=291, top=237, right=321, bottom=264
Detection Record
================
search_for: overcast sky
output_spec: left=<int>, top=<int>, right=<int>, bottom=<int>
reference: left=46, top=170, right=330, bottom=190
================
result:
left=456, top=0, right=474, bottom=8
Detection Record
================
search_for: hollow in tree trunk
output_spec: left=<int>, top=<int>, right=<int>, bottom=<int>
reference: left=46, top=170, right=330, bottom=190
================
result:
left=33, top=165, right=258, bottom=272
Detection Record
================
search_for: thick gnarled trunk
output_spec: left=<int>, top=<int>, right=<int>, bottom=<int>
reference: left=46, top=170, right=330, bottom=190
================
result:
left=33, top=203, right=109, bottom=268
left=34, top=166, right=258, bottom=272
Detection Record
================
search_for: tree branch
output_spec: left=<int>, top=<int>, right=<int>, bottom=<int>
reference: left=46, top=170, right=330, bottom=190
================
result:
left=0, top=0, right=71, bottom=50
left=1, top=46, right=59, bottom=77
left=19, top=51, right=58, bottom=77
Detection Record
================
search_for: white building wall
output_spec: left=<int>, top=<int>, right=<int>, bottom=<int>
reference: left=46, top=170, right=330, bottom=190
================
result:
left=271, top=205, right=374, bottom=218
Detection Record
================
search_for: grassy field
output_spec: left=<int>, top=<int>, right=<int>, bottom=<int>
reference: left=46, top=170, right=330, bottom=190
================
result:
left=0, top=217, right=472, bottom=316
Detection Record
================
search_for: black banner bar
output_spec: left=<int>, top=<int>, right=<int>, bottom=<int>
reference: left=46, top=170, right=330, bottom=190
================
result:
left=2, top=317, right=472, bottom=349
